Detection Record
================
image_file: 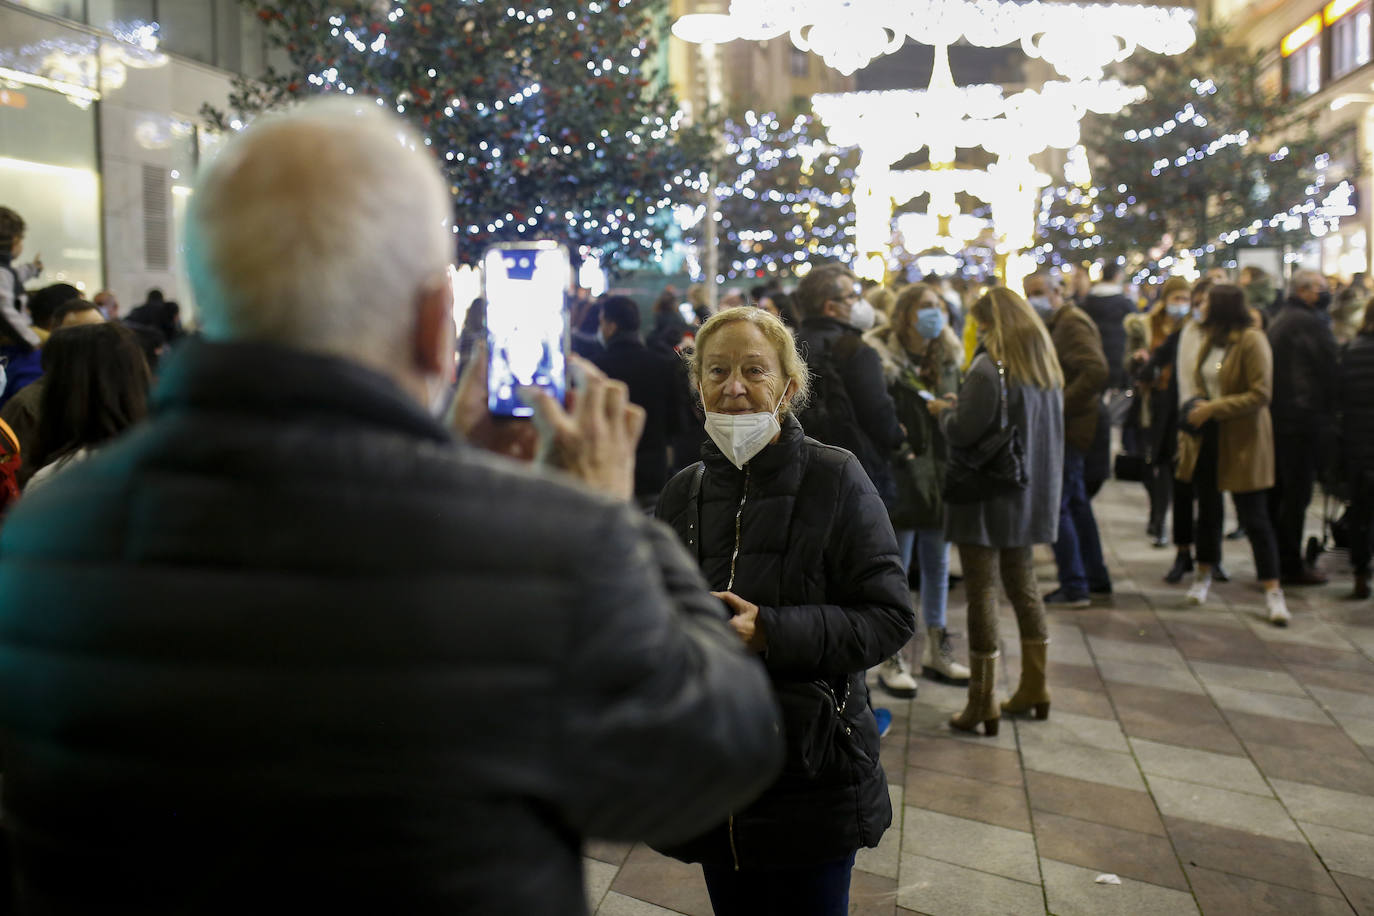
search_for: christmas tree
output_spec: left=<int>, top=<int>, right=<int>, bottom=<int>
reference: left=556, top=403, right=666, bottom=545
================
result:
left=1034, top=26, right=1324, bottom=275
left=692, top=111, right=859, bottom=283
left=204, top=0, right=712, bottom=267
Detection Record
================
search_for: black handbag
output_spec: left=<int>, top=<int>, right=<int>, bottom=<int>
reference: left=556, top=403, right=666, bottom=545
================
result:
left=943, top=359, right=1029, bottom=504
left=1113, top=452, right=1147, bottom=482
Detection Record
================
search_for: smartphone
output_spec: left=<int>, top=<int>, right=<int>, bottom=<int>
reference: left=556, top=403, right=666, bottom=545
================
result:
left=483, top=242, right=571, bottom=418
left=917, top=389, right=936, bottom=402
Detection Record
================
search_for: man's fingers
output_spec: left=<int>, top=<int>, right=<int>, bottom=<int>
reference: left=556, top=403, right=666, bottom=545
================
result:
left=624, top=403, right=646, bottom=447
left=449, top=338, right=488, bottom=437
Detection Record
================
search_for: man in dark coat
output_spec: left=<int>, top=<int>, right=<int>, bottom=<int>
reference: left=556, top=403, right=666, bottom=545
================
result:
left=792, top=264, right=905, bottom=507
left=1268, top=269, right=1341, bottom=585
left=0, top=98, right=783, bottom=916
left=1081, top=261, right=1135, bottom=391
left=1027, top=273, right=1112, bottom=606
left=593, top=294, right=682, bottom=510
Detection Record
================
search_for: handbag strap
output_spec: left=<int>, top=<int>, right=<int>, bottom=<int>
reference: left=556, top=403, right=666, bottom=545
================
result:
left=995, top=359, right=1009, bottom=431
left=685, top=461, right=705, bottom=564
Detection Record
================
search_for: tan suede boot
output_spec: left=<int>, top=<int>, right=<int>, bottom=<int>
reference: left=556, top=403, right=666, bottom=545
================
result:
left=1001, top=638, right=1051, bottom=720
left=949, top=649, right=1000, bottom=737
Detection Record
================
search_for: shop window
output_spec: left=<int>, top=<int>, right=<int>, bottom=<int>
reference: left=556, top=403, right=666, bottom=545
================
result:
left=1332, top=5, right=1372, bottom=77
left=86, top=0, right=155, bottom=30
left=0, top=83, right=103, bottom=295
left=1289, top=42, right=1322, bottom=95
left=11, top=0, right=84, bottom=21
left=156, top=1, right=215, bottom=64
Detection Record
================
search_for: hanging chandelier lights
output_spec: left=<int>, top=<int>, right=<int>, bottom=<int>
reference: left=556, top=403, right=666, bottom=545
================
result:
left=674, top=0, right=1196, bottom=78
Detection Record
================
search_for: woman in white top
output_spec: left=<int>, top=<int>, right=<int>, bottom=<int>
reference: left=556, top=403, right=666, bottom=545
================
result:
left=1175, top=285, right=1288, bottom=625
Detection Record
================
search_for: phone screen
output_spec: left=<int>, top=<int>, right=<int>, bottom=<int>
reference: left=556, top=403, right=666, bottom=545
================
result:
left=484, top=243, right=570, bottom=418
left=917, top=389, right=935, bottom=402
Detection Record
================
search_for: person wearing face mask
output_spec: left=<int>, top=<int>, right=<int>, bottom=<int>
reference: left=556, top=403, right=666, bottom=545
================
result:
left=0, top=102, right=792, bottom=915
left=864, top=283, right=971, bottom=692
left=1267, top=269, right=1341, bottom=586
left=1023, top=272, right=1111, bottom=608
left=793, top=264, right=906, bottom=511
left=1125, top=276, right=1192, bottom=547
left=655, top=306, right=914, bottom=915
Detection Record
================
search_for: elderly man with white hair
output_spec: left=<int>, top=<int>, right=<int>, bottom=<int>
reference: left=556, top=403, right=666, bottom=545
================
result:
left=1268, top=268, right=1340, bottom=586
left=0, top=99, right=783, bottom=915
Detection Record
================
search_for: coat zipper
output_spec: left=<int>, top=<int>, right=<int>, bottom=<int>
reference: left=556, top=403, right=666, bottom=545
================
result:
left=726, top=465, right=750, bottom=871
left=726, top=466, right=750, bottom=591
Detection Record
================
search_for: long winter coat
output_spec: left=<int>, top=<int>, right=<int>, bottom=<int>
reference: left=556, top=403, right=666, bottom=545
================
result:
left=1046, top=304, right=1109, bottom=454
left=941, top=351, right=1065, bottom=548
left=1268, top=297, right=1340, bottom=434
left=865, top=326, right=962, bottom=531
left=655, top=414, right=914, bottom=868
left=1176, top=327, right=1275, bottom=494
left=1340, top=333, right=1374, bottom=485
left=0, top=339, right=785, bottom=916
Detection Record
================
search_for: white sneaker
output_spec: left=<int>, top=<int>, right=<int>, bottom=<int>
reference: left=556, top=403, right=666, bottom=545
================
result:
left=1266, top=589, right=1291, bottom=627
left=878, top=655, right=919, bottom=698
left=1186, top=574, right=1212, bottom=606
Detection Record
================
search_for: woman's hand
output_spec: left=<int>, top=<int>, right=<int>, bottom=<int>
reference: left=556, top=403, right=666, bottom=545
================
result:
left=927, top=393, right=957, bottom=417
left=1187, top=400, right=1212, bottom=427
left=713, top=591, right=767, bottom=653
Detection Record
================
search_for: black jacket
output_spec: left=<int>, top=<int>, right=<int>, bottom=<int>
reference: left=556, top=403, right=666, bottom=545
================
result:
left=655, top=415, right=914, bottom=867
left=1081, top=290, right=1134, bottom=388
left=592, top=330, right=682, bottom=498
left=1268, top=297, right=1340, bottom=432
left=1140, top=328, right=1182, bottom=465
left=1340, top=334, right=1374, bottom=480
left=793, top=317, right=905, bottom=505
left=0, top=339, right=784, bottom=916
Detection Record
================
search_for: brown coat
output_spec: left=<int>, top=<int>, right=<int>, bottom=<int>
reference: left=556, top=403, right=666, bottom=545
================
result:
left=1175, top=327, right=1275, bottom=493
left=1048, top=305, right=1109, bottom=453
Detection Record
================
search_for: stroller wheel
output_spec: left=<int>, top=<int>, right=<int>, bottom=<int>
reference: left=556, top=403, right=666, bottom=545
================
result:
left=1306, top=536, right=1324, bottom=569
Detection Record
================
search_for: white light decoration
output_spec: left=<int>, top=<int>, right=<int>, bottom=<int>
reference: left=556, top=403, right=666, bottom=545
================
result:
left=813, top=43, right=1141, bottom=274
left=675, top=0, right=1195, bottom=79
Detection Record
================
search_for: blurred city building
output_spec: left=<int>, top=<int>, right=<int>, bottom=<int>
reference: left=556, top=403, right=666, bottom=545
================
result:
left=1205, top=0, right=1373, bottom=276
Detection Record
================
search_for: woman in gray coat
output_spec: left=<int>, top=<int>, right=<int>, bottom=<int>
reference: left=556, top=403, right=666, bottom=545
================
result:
left=928, top=288, right=1065, bottom=736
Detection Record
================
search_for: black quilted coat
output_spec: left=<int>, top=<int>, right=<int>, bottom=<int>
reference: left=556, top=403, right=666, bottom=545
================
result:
left=0, top=339, right=785, bottom=916
left=655, top=415, right=914, bottom=868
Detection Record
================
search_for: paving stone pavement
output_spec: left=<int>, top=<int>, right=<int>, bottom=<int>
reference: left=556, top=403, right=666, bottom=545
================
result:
left=581, top=480, right=1374, bottom=916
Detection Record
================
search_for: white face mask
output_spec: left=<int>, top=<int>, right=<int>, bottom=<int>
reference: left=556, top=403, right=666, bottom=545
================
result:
left=849, top=299, right=876, bottom=331
left=703, top=390, right=787, bottom=469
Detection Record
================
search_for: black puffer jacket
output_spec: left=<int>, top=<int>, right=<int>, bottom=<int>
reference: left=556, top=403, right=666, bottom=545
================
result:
left=655, top=415, right=914, bottom=868
left=1340, top=334, right=1374, bottom=481
left=0, top=339, right=784, bottom=916
left=1268, top=297, right=1340, bottom=432
left=793, top=317, right=905, bottom=507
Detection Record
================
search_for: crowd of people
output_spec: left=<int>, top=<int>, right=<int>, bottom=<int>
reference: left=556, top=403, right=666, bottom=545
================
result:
left=0, top=97, right=1370, bottom=915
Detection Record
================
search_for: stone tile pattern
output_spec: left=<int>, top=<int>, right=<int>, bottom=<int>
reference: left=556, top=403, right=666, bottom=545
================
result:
left=584, top=483, right=1374, bottom=915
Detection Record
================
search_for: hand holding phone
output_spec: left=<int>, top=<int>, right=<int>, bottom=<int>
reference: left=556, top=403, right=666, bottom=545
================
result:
left=484, top=242, right=571, bottom=418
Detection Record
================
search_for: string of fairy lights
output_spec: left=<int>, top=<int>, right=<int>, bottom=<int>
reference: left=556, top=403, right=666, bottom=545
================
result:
left=695, top=111, right=860, bottom=281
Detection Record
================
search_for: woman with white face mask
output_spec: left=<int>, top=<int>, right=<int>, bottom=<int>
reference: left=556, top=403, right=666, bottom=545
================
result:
left=653, top=306, right=914, bottom=916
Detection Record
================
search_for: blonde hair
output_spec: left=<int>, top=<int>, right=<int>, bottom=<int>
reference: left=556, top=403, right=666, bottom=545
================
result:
left=864, top=285, right=896, bottom=316
left=688, top=306, right=810, bottom=413
left=969, top=287, right=1064, bottom=390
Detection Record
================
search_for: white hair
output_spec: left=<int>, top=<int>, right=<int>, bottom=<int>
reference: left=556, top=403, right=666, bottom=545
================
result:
left=1290, top=269, right=1323, bottom=296
left=186, top=97, right=452, bottom=368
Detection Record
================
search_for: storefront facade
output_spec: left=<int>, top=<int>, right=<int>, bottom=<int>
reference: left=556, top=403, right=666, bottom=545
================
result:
left=0, top=0, right=276, bottom=311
